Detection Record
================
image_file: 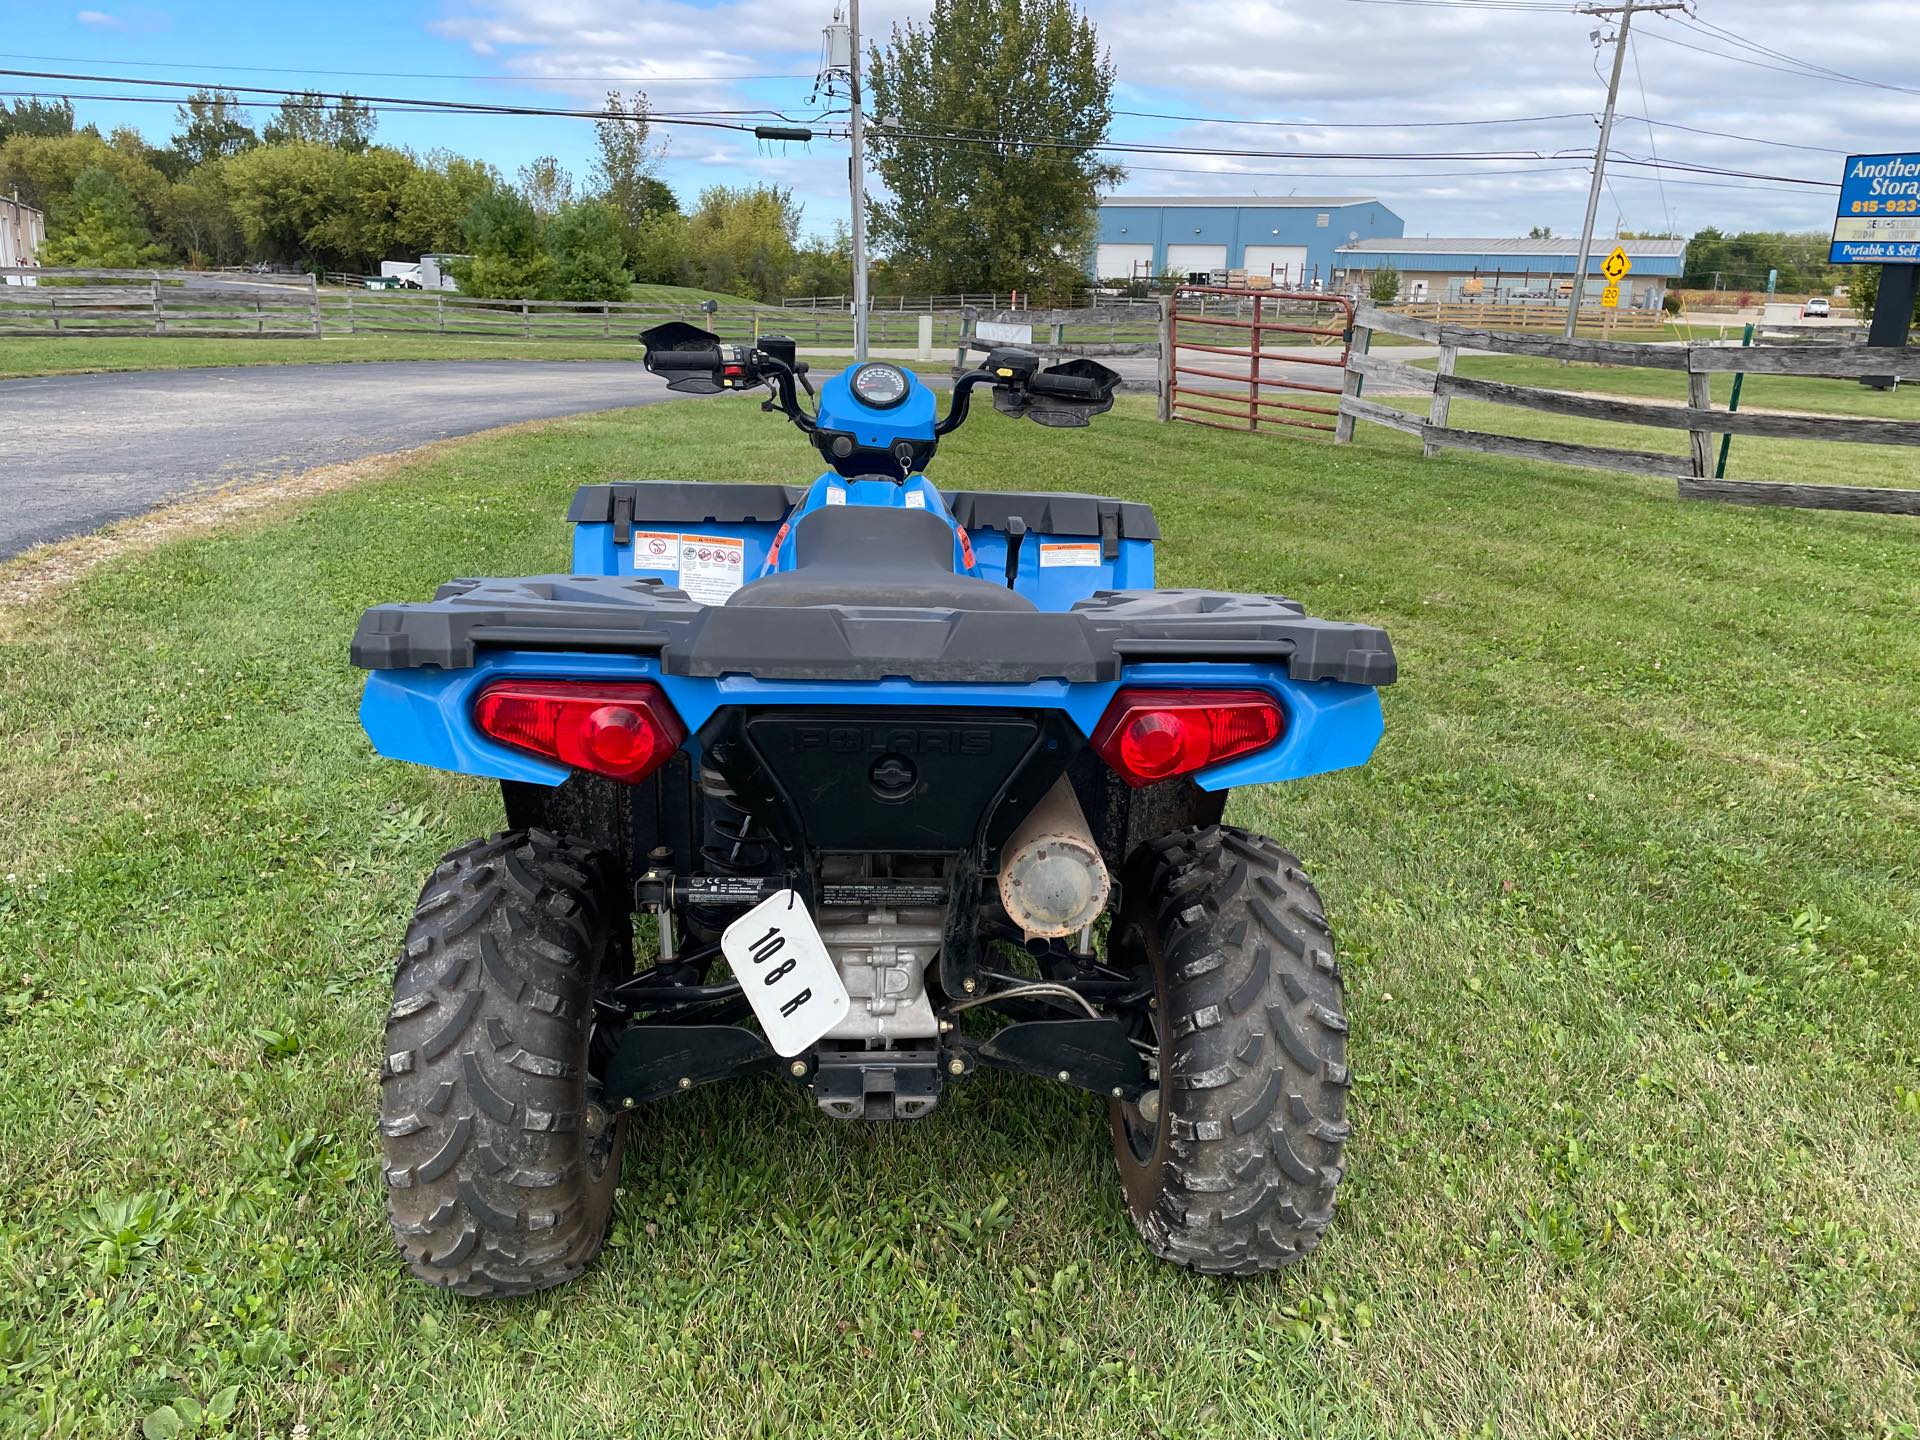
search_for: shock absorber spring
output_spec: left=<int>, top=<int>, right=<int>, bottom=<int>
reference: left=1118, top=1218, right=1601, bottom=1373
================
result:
left=686, top=764, right=779, bottom=938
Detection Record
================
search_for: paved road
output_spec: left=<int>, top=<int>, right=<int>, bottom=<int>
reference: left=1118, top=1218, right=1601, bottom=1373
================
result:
left=0, top=360, right=673, bottom=560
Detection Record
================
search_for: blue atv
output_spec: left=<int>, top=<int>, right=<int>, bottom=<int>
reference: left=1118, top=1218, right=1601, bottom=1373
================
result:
left=352, top=324, right=1396, bottom=1296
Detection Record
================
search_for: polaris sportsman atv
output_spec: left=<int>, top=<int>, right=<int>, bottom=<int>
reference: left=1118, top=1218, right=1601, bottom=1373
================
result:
left=352, top=324, right=1396, bottom=1296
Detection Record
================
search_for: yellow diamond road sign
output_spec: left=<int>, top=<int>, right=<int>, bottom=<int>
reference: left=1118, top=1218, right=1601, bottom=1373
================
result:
left=1602, top=246, right=1633, bottom=281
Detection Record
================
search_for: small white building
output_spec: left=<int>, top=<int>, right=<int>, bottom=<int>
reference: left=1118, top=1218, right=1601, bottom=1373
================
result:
left=1, top=192, right=46, bottom=282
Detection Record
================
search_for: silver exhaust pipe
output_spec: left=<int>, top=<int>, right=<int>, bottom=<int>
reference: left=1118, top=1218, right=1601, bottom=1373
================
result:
left=997, top=777, right=1111, bottom=939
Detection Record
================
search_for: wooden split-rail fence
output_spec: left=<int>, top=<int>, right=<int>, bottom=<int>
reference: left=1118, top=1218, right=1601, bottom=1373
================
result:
left=1335, top=306, right=1920, bottom=516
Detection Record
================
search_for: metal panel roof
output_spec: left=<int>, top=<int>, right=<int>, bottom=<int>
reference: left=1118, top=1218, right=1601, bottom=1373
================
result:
left=1100, top=195, right=1378, bottom=209
left=1336, top=236, right=1686, bottom=258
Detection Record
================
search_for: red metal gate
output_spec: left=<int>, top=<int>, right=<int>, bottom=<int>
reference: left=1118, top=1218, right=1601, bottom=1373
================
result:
left=1166, top=287, right=1353, bottom=434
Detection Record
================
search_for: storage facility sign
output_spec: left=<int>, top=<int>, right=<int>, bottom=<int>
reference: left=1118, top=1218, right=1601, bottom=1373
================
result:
left=1830, top=152, right=1920, bottom=264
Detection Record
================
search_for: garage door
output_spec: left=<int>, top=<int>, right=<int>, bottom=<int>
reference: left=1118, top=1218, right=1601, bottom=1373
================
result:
left=1165, top=243, right=1227, bottom=278
left=1094, top=242, right=1153, bottom=282
left=1242, top=245, right=1310, bottom=286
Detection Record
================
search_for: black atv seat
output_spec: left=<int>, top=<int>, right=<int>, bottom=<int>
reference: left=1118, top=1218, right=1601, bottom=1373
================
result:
left=725, top=506, right=1037, bottom=612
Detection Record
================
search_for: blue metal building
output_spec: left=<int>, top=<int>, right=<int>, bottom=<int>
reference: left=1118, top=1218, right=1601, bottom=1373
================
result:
left=1332, top=236, right=1687, bottom=308
left=1092, top=196, right=1404, bottom=287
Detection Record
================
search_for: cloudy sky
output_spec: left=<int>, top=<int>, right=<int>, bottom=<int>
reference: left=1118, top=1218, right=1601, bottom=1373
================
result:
left=12, top=0, right=1915, bottom=243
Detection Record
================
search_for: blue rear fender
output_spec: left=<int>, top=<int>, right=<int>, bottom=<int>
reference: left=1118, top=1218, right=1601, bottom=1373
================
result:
left=571, top=474, right=1156, bottom=611
left=359, top=653, right=1385, bottom=792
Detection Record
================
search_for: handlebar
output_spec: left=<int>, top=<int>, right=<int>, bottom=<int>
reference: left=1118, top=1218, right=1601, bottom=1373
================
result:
left=1027, top=371, right=1101, bottom=399
left=648, top=347, right=724, bottom=372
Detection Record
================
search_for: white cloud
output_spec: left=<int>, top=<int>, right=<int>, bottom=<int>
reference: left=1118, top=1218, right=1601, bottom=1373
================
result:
left=430, top=0, right=1914, bottom=238
left=75, top=6, right=169, bottom=31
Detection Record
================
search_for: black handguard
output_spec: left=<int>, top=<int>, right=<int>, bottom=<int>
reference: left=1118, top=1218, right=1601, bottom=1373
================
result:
left=640, top=321, right=729, bottom=392
left=989, top=355, right=1121, bottom=428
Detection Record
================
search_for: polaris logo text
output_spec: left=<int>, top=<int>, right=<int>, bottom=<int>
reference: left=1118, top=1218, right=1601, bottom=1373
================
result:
left=791, top=726, right=994, bottom=756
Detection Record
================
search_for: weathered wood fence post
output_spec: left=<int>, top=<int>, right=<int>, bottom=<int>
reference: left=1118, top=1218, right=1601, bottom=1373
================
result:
left=1425, top=341, right=1458, bottom=458
left=1333, top=319, right=1373, bottom=444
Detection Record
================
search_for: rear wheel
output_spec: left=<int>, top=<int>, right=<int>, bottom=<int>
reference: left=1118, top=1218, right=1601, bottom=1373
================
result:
left=380, top=829, right=626, bottom=1297
left=1108, top=825, right=1351, bottom=1274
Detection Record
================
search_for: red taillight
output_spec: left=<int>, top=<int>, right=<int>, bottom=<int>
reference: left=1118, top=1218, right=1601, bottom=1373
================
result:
left=472, top=681, right=684, bottom=782
left=1090, top=688, right=1285, bottom=787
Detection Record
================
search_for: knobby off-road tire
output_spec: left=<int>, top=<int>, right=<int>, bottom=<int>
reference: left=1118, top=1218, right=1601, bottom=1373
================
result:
left=380, top=830, right=626, bottom=1297
left=1109, top=825, right=1351, bottom=1275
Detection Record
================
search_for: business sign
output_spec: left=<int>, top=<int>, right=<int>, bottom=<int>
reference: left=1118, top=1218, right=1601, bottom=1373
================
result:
left=1830, top=152, right=1920, bottom=264
left=974, top=319, right=1033, bottom=345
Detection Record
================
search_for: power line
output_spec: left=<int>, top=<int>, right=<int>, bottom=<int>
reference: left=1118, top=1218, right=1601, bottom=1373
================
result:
left=866, top=118, right=1838, bottom=186
left=1616, top=114, right=1846, bottom=157
left=1342, top=1, right=1579, bottom=9
left=1626, top=35, right=1673, bottom=232
left=1114, top=107, right=1592, bottom=130
left=1675, top=13, right=1920, bottom=96
left=0, top=69, right=782, bottom=133
left=0, top=91, right=807, bottom=127
left=1119, top=99, right=1842, bottom=159
left=1639, top=23, right=1920, bottom=97
left=0, top=51, right=814, bottom=84
left=6, top=65, right=1839, bottom=193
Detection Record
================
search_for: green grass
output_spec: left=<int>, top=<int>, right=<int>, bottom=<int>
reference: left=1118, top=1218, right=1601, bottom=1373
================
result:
left=2, top=401, right=1918, bottom=1438
left=1424, top=354, right=1920, bottom=420
left=0, top=338, right=952, bottom=382
left=625, top=283, right=762, bottom=306
left=1380, top=355, right=1920, bottom=490
left=0, top=334, right=655, bottom=380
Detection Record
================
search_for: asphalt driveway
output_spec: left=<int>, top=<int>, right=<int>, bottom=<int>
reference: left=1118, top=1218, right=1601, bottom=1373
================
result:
left=0, top=360, right=674, bottom=561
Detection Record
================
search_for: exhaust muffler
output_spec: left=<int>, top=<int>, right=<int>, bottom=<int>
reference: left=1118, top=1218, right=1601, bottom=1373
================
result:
left=997, top=777, right=1111, bottom=939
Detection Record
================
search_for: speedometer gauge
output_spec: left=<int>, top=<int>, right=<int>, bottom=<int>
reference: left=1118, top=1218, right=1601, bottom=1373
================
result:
left=849, top=362, right=911, bottom=409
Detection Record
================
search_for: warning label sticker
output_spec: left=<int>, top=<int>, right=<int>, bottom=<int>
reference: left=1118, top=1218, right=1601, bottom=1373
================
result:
left=903, top=490, right=927, bottom=510
left=677, top=533, right=746, bottom=604
left=825, top=487, right=847, bottom=506
left=630, top=531, right=682, bottom=571
left=1038, top=542, right=1101, bottom=568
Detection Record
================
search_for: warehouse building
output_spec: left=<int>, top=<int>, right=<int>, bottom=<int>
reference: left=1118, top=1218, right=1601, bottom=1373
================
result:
left=1, top=192, right=45, bottom=279
left=1332, top=236, right=1687, bottom=309
left=1093, top=195, right=1404, bottom=288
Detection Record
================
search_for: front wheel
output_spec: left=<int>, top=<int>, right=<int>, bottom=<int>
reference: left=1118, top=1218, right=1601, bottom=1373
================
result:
left=1108, top=825, right=1352, bottom=1274
left=380, top=830, right=626, bottom=1297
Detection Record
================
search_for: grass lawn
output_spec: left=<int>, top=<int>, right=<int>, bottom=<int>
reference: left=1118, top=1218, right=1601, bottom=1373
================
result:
left=1424, top=353, right=1920, bottom=421
left=0, top=335, right=653, bottom=380
left=1, top=399, right=1917, bottom=1438
left=0, top=338, right=951, bottom=383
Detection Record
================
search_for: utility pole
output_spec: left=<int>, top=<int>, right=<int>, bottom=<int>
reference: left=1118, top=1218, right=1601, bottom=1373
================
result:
left=1565, top=1, right=1689, bottom=340
left=847, top=0, right=871, bottom=361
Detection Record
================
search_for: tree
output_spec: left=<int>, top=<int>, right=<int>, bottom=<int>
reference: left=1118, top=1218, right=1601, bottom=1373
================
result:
left=547, top=199, right=633, bottom=300
left=1844, top=266, right=1920, bottom=329
left=865, top=0, right=1123, bottom=297
left=222, top=141, right=351, bottom=268
left=161, top=163, right=244, bottom=266
left=0, top=98, right=75, bottom=145
left=1527, top=225, right=1555, bottom=240
left=678, top=184, right=801, bottom=301
left=0, top=130, right=168, bottom=228
left=396, top=151, right=502, bottom=257
left=450, top=188, right=552, bottom=297
left=628, top=210, right=691, bottom=285
left=262, top=92, right=376, bottom=153
left=40, top=165, right=169, bottom=268
left=1367, top=266, right=1401, bottom=306
left=786, top=222, right=853, bottom=300
left=590, top=90, right=673, bottom=264
left=170, top=90, right=256, bottom=168
left=518, top=156, right=573, bottom=218
left=1682, top=226, right=1837, bottom=294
